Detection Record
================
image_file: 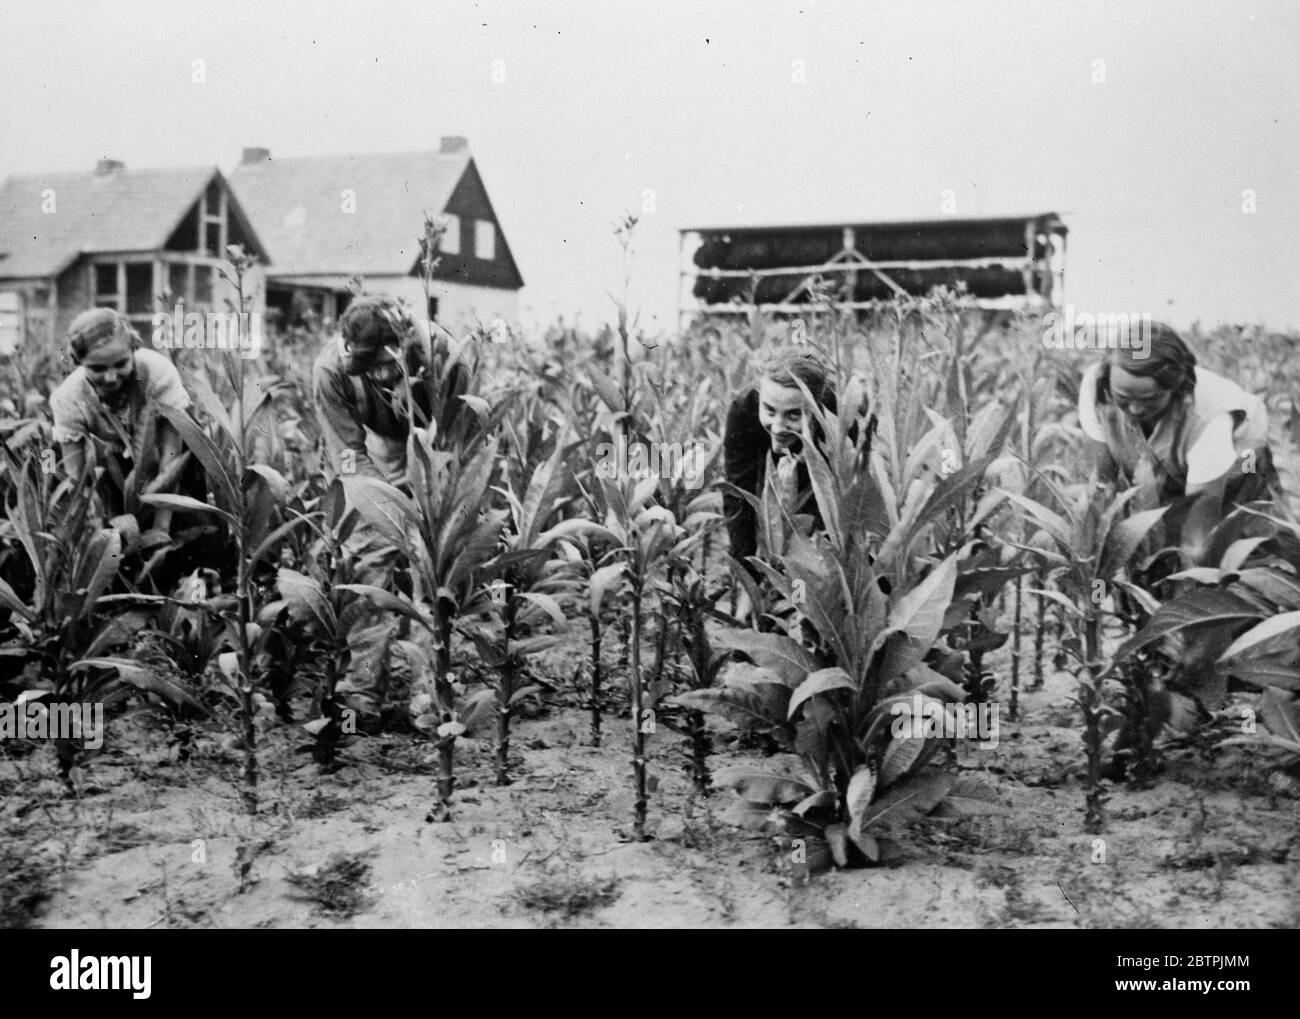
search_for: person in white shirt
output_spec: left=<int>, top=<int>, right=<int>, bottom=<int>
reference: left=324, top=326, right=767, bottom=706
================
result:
left=50, top=308, right=191, bottom=537
left=1078, top=324, right=1275, bottom=781
left=1077, top=323, right=1274, bottom=509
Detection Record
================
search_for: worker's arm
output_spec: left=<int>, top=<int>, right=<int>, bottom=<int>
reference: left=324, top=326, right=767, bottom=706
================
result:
left=1184, top=472, right=1229, bottom=502
left=1076, top=363, right=1122, bottom=486
left=50, top=377, right=95, bottom=487
left=137, top=350, right=197, bottom=537
left=722, top=390, right=764, bottom=574
left=1185, top=414, right=1237, bottom=500
left=313, top=360, right=387, bottom=482
left=148, top=418, right=186, bottom=533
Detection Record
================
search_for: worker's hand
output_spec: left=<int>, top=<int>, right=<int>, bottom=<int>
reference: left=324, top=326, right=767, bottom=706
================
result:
left=775, top=452, right=800, bottom=514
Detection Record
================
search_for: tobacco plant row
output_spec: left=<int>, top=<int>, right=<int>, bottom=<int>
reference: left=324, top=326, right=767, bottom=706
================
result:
left=1, top=242, right=1298, bottom=866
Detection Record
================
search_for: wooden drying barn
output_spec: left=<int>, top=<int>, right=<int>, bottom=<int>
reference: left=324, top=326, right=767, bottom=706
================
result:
left=679, top=212, right=1067, bottom=320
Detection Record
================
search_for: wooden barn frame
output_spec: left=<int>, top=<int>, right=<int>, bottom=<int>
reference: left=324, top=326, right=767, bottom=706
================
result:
left=678, top=212, right=1067, bottom=325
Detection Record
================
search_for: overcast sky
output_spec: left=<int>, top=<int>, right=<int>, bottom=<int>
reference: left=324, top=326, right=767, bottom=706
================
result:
left=2, top=0, right=1296, bottom=333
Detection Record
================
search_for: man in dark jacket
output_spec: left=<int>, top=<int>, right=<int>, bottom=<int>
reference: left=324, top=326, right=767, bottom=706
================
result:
left=313, top=295, right=438, bottom=484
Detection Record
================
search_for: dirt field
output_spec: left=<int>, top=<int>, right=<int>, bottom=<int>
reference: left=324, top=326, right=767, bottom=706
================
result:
left=4, top=628, right=1297, bottom=931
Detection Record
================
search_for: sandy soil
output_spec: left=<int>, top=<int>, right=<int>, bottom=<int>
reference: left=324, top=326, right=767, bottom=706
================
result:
left=3, top=634, right=1298, bottom=930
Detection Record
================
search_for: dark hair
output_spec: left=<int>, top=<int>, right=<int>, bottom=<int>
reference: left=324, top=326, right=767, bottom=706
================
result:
left=758, top=349, right=837, bottom=411
left=67, top=308, right=139, bottom=362
left=1100, top=322, right=1197, bottom=401
left=339, top=295, right=413, bottom=352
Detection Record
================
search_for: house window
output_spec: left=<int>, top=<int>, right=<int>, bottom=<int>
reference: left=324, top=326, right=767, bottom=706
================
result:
left=158, top=261, right=224, bottom=312
left=168, top=263, right=190, bottom=304
left=438, top=214, right=460, bottom=255
left=204, top=222, right=222, bottom=258
left=94, top=263, right=121, bottom=309
left=194, top=266, right=214, bottom=305
left=0, top=291, right=24, bottom=353
left=92, top=259, right=157, bottom=332
left=474, top=220, right=495, bottom=260
left=126, top=263, right=154, bottom=315
left=200, top=179, right=226, bottom=257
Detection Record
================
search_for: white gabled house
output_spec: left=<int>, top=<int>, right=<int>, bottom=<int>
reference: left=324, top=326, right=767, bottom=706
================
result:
left=228, top=137, right=524, bottom=338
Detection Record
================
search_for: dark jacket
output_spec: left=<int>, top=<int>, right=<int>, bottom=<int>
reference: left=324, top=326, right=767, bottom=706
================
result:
left=724, top=389, right=805, bottom=570
left=722, top=387, right=872, bottom=573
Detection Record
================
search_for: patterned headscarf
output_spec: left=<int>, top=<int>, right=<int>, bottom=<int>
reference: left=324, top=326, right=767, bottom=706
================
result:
left=68, top=308, right=139, bottom=361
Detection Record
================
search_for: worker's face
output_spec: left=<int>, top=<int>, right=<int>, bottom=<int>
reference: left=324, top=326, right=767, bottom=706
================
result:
left=1110, top=363, right=1173, bottom=426
left=343, top=339, right=402, bottom=386
left=79, top=336, right=135, bottom=395
left=758, top=378, right=809, bottom=454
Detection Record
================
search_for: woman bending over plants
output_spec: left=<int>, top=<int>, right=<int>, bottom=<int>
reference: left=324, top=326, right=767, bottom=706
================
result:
left=1079, top=322, right=1275, bottom=515
left=1079, top=323, right=1277, bottom=780
left=49, top=308, right=211, bottom=586
left=722, top=348, right=870, bottom=619
left=313, top=294, right=474, bottom=486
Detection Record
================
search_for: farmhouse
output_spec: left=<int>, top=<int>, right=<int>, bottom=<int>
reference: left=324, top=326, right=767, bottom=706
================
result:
left=679, top=212, right=1067, bottom=320
left=0, top=160, right=268, bottom=351
left=228, top=137, right=524, bottom=337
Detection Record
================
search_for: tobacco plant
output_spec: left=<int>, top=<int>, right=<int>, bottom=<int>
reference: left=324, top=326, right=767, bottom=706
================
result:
left=465, top=429, right=585, bottom=784
left=1114, top=503, right=1300, bottom=722
left=657, top=559, right=732, bottom=793
left=1003, top=475, right=1168, bottom=831
left=342, top=429, right=508, bottom=819
left=130, top=245, right=317, bottom=812
left=687, top=391, right=1005, bottom=867
left=581, top=473, right=692, bottom=840
left=0, top=445, right=205, bottom=784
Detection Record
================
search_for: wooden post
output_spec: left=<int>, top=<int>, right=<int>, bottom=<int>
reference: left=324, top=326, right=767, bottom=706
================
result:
left=843, top=227, right=858, bottom=311
left=1022, top=219, right=1036, bottom=304
left=47, top=279, right=58, bottom=346
left=1056, top=230, right=1068, bottom=307
left=219, top=188, right=229, bottom=255
left=677, top=229, right=686, bottom=337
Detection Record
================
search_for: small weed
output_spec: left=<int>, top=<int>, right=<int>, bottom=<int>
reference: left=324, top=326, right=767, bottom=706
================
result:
left=285, top=850, right=377, bottom=919
left=0, top=843, right=53, bottom=928
left=297, top=790, right=349, bottom=819
left=89, top=822, right=151, bottom=858
left=976, top=864, right=1053, bottom=925
left=513, top=871, right=620, bottom=919
left=233, top=835, right=278, bottom=894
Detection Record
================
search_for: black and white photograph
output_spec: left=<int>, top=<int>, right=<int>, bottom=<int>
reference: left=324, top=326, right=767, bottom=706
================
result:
left=0, top=0, right=1296, bottom=948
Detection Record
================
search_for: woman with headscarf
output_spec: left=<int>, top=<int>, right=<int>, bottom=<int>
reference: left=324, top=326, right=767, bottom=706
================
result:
left=49, top=307, right=192, bottom=539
